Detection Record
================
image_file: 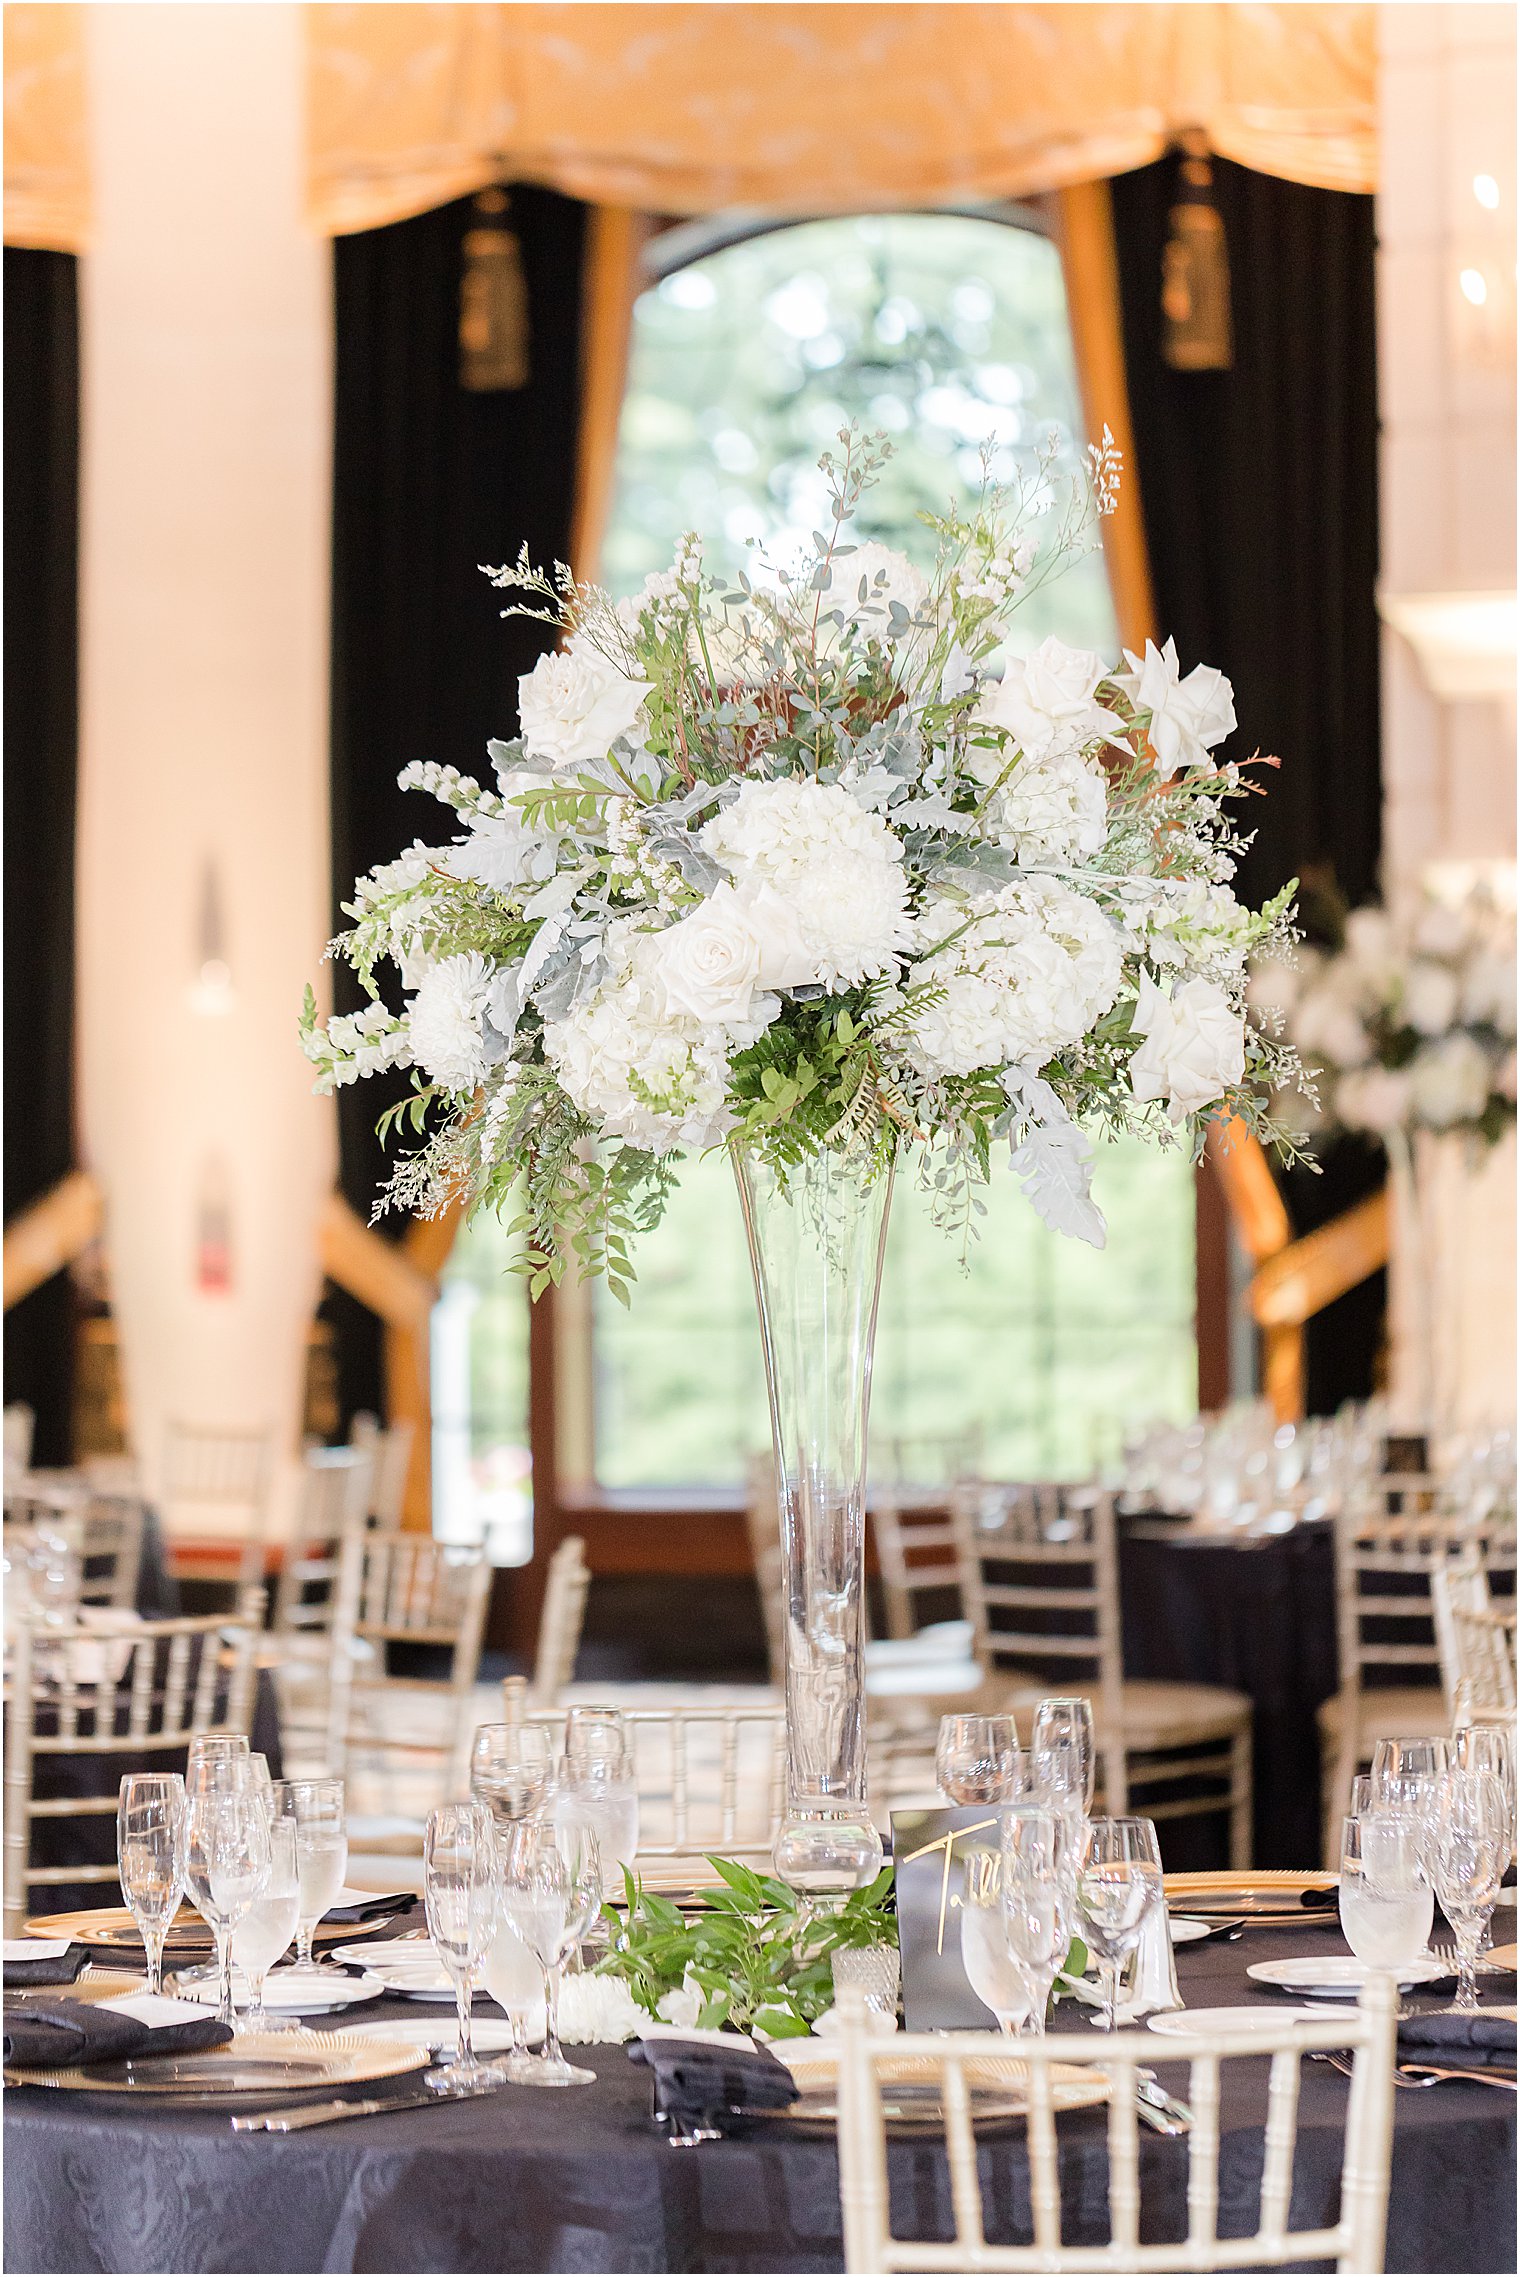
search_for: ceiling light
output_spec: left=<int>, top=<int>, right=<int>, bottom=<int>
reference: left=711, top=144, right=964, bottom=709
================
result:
left=1459, top=268, right=1489, bottom=306
left=1473, top=174, right=1500, bottom=210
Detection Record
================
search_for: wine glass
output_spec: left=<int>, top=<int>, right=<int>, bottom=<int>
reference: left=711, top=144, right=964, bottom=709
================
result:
left=1429, top=1769, right=1508, bottom=2012
left=935, top=1715, right=1020, bottom=1806
left=470, top=1721, right=555, bottom=1831
left=184, top=1782, right=272, bottom=2027
left=185, top=1732, right=251, bottom=1789
left=1370, top=1735, right=1450, bottom=1821
left=116, top=1773, right=186, bottom=1996
left=272, top=1778, right=348, bottom=1976
left=958, top=1851, right=1029, bottom=2034
left=1338, top=1813, right=1433, bottom=1992
left=1075, top=1818, right=1160, bottom=2032
left=564, top=1708, right=628, bottom=1772
left=174, top=1748, right=266, bottom=1997
left=500, top=1817, right=602, bottom=2087
left=232, top=1815, right=301, bottom=2032
left=999, top=1804, right=1072, bottom=2038
left=422, top=1801, right=500, bottom=2091
left=1030, top=1698, right=1095, bottom=1824
left=1452, top=1728, right=1516, bottom=1861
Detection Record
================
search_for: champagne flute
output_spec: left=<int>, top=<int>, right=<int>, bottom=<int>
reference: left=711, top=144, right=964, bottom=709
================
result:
left=116, top=1774, right=186, bottom=1997
left=470, top=1722, right=555, bottom=1831
left=1452, top=1728, right=1516, bottom=1861
left=959, top=1851, right=1030, bottom=2034
left=501, top=1818, right=602, bottom=2087
left=273, top=1778, right=348, bottom=1975
left=1076, top=1818, right=1159, bottom=2032
left=479, top=1904, right=546, bottom=2083
left=185, top=1783, right=272, bottom=2027
left=175, top=1747, right=264, bottom=1994
left=232, top=1815, right=300, bottom=2032
left=1429, top=1769, right=1508, bottom=2012
left=423, top=1801, right=500, bottom=2090
left=1031, top=1698, right=1096, bottom=1820
left=999, top=1803, right=1072, bottom=2037
left=935, top=1715, right=1020, bottom=1806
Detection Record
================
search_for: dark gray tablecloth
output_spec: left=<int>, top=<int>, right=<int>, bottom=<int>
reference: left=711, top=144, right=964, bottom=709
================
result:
left=5, top=1922, right=1514, bottom=2274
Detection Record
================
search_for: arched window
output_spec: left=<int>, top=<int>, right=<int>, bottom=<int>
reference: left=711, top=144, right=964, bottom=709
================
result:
left=434, top=208, right=1197, bottom=1545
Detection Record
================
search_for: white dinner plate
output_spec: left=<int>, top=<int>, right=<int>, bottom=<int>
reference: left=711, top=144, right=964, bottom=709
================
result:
left=333, top=1940, right=455, bottom=2000
left=344, top=2013, right=520, bottom=2054
left=330, top=1937, right=431, bottom=1970
left=1147, top=2006, right=1328, bottom=2038
left=1245, top=1955, right=1447, bottom=1999
left=1168, top=1917, right=1214, bottom=1945
left=255, top=1968, right=386, bottom=2012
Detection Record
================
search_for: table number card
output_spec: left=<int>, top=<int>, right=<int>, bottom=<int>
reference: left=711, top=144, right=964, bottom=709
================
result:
left=891, top=1806, right=1005, bottom=2030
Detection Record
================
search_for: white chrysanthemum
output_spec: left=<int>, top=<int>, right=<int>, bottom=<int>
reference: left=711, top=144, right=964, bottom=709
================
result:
left=543, top=936, right=736, bottom=1155
left=518, top=637, right=651, bottom=771
left=702, top=778, right=912, bottom=989
left=407, top=952, right=493, bottom=1093
left=904, top=875, right=1123, bottom=1077
left=985, top=747, right=1108, bottom=868
left=817, top=542, right=930, bottom=636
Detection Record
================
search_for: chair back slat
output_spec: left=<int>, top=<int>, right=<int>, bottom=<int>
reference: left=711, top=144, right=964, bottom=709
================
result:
left=530, top=1535, right=590, bottom=1705
left=1185, top=2052, right=1222, bottom=2252
left=1258, top=2046, right=1303, bottom=2250
left=325, top=1521, right=490, bottom=1801
left=1106, top=2058, right=1142, bottom=2254
left=523, top=1703, right=786, bottom=1864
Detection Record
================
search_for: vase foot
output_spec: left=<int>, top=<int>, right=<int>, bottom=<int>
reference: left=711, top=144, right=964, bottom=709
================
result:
left=773, top=1811, right=883, bottom=1895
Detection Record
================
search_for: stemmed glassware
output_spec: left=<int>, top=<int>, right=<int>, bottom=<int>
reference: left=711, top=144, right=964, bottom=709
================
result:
left=958, top=1851, right=1028, bottom=2033
left=232, top=1815, right=301, bottom=2032
left=500, top=1818, right=603, bottom=2087
left=935, top=1715, right=1020, bottom=1806
left=1452, top=1728, right=1516, bottom=1861
left=471, top=1722, right=555, bottom=1831
left=423, top=1801, right=500, bottom=2091
left=1428, top=1768, right=1508, bottom=2012
left=1338, top=1812, right=1433, bottom=1998
left=480, top=1904, right=547, bottom=2083
left=184, top=1776, right=272, bottom=2028
left=116, top=1773, right=187, bottom=1997
left=1029, top=1699, right=1095, bottom=1825
left=273, top=1779, right=348, bottom=1977
left=1074, top=1818, right=1160, bottom=2032
left=1370, top=1736, right=1450, bottom=1822
left=553, top=1716, right=639, bottom=1899
left=998, top=1804, right=1072, bottom=2037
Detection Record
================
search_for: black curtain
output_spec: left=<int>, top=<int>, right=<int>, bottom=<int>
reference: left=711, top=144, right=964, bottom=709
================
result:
left=328, top=186, right=589, bottom=1423
left=4, top=248, right=80, bottom=1461
left=1111, top=159, right=1383, bottom=1411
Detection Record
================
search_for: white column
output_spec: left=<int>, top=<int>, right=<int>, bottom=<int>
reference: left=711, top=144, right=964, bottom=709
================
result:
left=1377, top=3, right=1516, bottom=1427
left=76, top=2, right=335, bottom=1528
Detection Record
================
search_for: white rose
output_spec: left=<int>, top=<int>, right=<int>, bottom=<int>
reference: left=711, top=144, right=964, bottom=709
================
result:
left=1401, top=958, right=1461, bottom=1037
left=1336, top=1064, right=1413, bottom=1136
left=642, top=888, right=765, bottom=1026
left=1409, top=1033, right=1492, bottom=1129
left=1128, top=973, right=1246, bottom=1120
left=1293, top=981, right=1372, bottom=1071
left=1411, top=898, right=1469, bottom=960
left=1343, top=905, right=1396, bottom=981
left=974, top=636, right=1118, bottom=760
left=1115, top=637, right=1236, bottom=777
left=518, top=639, right=651, bottom=771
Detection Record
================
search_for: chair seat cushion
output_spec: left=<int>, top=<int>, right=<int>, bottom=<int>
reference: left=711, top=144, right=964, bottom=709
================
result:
left=999, top=1677, right=1250, bottom=1746
left=1316, top=1685, right=1448, bottom=1744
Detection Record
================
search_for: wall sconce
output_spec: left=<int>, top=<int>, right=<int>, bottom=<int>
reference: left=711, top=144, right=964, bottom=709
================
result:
left=188, top=861, right=235, bottom=1016
left=1378, top=588, right=1517, bottom=702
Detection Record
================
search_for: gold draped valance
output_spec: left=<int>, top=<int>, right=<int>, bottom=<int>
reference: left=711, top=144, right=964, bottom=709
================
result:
left=306, top=1, right=1376, bottom=237
left=4, top=2, right=90, bottom=250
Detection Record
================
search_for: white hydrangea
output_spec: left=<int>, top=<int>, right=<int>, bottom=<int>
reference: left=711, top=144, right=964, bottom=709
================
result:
left=543, top=929, right=736, bottom=1154
left=817, top=542, right=930, bottom=636
left=407, top=952, right=494, bottom=1093
left=982, top=747, right=1108, bottom=868
left=518, top=635, right=651, bottom=772
left=904, top=875, right=1124, bottom=1077
left=702, top=778, right=912, bottom=989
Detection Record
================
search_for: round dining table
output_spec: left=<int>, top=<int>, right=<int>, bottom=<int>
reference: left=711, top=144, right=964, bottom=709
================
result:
left=5, top=1920, right=1514, bottom=2275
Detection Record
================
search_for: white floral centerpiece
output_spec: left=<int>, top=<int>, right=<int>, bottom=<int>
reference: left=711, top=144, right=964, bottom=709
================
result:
left=302, top=429, right=1301, bottom=1282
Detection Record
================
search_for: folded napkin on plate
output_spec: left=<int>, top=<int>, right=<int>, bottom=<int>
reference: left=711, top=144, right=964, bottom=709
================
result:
left=4, top=1994, right=232, bottom=2072
left=628, top=2037, right=800, bottom=2136
left=2, top=1941, right=89, bottom=1990
left=323, top=1890, right=421, bottom=1925
left=1299, top=1887, right=1340, bottom=1912
left=1398, top=2009, right=1517, bottom=2064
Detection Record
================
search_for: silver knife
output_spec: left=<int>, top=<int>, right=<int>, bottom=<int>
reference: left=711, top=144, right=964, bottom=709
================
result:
left=232, top=2082, right=499, bottom=2132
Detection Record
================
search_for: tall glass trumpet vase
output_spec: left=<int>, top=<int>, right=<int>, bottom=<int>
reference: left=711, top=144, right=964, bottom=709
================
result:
left=734, top=1140, right=891, bottom=1896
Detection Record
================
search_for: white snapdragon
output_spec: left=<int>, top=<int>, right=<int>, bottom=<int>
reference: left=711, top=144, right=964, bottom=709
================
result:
left=518, top=636, right=651, bottom=771
left=974, top=637, right=1120, bottom=760
left=1116, top=638, right=1236, bottom=776
left=1128, top=974, right=1245, bottom=1119
left=407, top=952, right=494, bottom=1093
left=301, top=1001, right=413, bottom=1093
left=905, top=876, right=1123, bottom=1077
left=982, top=747, right=1109, bottom=869
left=703, top=778, right=912, bottom=989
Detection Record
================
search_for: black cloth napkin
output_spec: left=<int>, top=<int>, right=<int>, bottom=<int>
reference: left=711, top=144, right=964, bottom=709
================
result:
left=1398, top=2009, right=1517, bottom=2064
left=3, top=1945, right=89, bottom=1990
left=1299, top=1887, right=1340, bottom=1912
left=628, top=2038, right=800, bottom=2136
left=4, top=1997, right=233, bottom=2072
left=323, top=1892, right=423, bottom=1927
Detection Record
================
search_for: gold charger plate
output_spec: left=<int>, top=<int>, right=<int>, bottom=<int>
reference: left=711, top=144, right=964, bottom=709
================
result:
left=1164, top=1871, right=1335, bottom=1919
left=771, top=2045, right=1109, bottom=2133
left=1487, top=1944, right=1518, bottom=1972
left=22, top=1905, right=392, bottom=1954
left=4, top=2025, right=428, bottom=2103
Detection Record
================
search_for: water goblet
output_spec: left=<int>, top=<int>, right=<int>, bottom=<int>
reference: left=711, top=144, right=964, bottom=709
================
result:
left=934, top=1714, right=1020, bottom=1806
left=185, top=1782, right=272, bottom=2028
left=1370, top=1735, right=1450, bottom=1819
left=958, top=1851, right=1029, bottom=2034
left=564, top=1707, right=628, bottom=1773
left=1030, top=1698, right=1096, bottom=1820
left=480, top=1903, right=547, bottom=2083
left=1429, top=1769, right=1508, bottom=2012
left=116, top=1773, right=186, bottom=1996
left=500, top=1818, right=602, bottom=2087
left=232, top=1815, right=301, bottom=2031
left=173, top=1745, right=262, bottom=1995
left=999, top=1804, right=1072, bottom=2037
left=1338, top=1813, right=1433, bottom=1999
left=1075, top=1818, right=1160, bottom=2032
left=470, top=1721, right=555, bottom=1831
left=272, top=1778, right=349, bottom=1976
left=185, top=1732, right=251, bottom=1790
left=423, top=1800, right=500, bottom=2090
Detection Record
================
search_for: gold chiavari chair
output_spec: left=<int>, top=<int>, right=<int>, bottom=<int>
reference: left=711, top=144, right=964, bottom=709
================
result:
left=269, top=1444, right=376, bottom=1769
left=833, top=1975, right=1398, bottom=2275
left=870, top=1428, right=983, bottom=1642
left=530, top=1534, right=592, bottom=1707
left=3, top=1590, right=265, bottom=1934
left=159, top=1420, right=273, bottom=1597
left=1431, top=1552, right=1517, bottom=1730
